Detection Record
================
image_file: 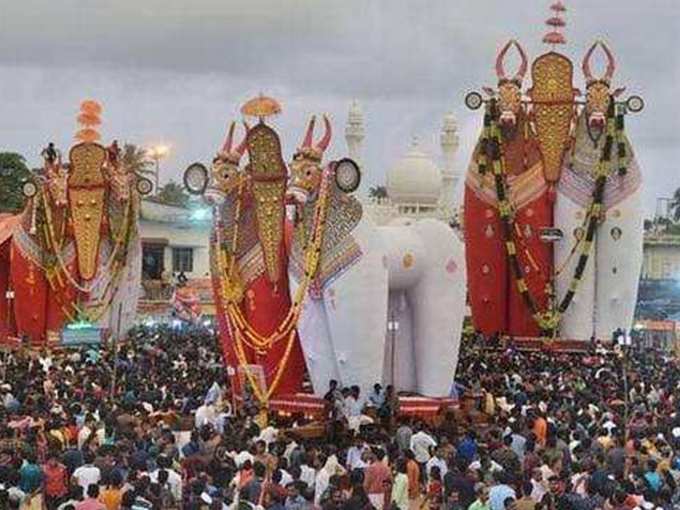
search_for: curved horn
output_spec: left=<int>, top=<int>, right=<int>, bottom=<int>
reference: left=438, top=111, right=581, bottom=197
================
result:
left=582, top=42, right=598, bottom=83
left=235, top=122, right=249, bottom=157
left=316, top=115, right=332, bottom=152
left=513, top=40, right=528, bottom=82
left=221, top=121, right=236, bottom=154
left=495, top=40, right=513, bottom=80
left=600, top=40, right=616, bottom=83
left=302, top=115, right=316, bottom=148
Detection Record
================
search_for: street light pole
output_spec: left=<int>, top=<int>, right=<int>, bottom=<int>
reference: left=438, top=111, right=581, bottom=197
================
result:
left=147, top=145, right=169, bottom=195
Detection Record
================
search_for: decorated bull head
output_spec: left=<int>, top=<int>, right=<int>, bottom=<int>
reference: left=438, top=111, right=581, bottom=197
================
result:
left=582, top=41, right=625, bottom=132
left=209, top=122, right=249, bottom=203
left=287, top=115, right=332, bottom=204
left=183, top=121, right=248, bottom=205
left=483, top=40, right=529, bottom=129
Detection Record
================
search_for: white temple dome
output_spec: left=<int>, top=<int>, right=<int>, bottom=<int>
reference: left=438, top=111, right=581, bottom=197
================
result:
left=387, top=137, right=442, bottom=206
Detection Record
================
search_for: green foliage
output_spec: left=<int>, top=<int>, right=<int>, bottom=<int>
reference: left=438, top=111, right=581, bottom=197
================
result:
left=156, top=180, right=190, bottom=207
left=0, top=152, right=31, bottom=213
left=368, top=185, right=388, bottom=199
left=122, top=143, right=154, bottom=176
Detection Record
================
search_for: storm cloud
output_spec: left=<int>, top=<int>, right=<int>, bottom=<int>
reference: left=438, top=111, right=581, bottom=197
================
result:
left=0, top=0, right=677, bottom=213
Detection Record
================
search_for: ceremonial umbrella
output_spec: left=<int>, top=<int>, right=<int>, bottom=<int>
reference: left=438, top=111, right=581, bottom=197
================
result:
left=240, top=95, right=282, bottom=119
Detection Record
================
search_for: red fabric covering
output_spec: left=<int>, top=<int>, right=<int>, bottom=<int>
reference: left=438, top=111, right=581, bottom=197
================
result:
left=465, top=113, right=554, bottom=338
left=0, top=240, right=13, bottom=341
left=212, top=221, right=305, bottom=398
left=464, top=186, right=509, bottom=335
left=240, top=241, right=305, bottom=395
left=507, top=191, right=552, bottom=337
left=10, top=242, right=51, bottom=344
left=6, top=239, right=77, bottom=346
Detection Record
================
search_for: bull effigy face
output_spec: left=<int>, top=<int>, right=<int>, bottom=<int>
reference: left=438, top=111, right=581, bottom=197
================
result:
left=210, top=158, right=244, bottom=195
left=204, top=121, right=248, bottom=204
left=288, top=153, right=323, bottom=204
left=285, top=115, right=332, bottom=205
left=581, top=41, right=620, bottom=134
left=491, top=40, right=528, bottom=130
left=497, top=80, right=523, bottom=128
left=585, top=82, right=611, bottom=130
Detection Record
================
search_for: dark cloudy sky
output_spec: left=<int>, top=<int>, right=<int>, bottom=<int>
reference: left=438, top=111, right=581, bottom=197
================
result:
left=0, top=0, right=678, bottom=214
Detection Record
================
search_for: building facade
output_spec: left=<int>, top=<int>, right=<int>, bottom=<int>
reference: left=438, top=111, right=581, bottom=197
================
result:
left=345, top=101, right=462, bottom=226
left=641, top=233, right=680, bottom=280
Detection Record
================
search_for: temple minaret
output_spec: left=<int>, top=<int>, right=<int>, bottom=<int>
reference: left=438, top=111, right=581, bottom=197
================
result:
left=440, top=111, right=460, bottom=207
left=345, top=100, right=365, bottom=167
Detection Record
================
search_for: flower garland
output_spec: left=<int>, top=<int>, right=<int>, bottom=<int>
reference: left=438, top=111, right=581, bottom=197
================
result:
left=477, top=97, right=620, bottom=335
left=215, top=168, right=332, bottom=404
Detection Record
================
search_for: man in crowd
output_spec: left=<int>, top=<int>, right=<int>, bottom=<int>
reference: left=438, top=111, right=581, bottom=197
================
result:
left=0, top=324, right=677, bottom=509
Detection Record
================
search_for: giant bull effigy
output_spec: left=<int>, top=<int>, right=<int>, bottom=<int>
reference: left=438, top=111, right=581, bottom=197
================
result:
left=463, top=2, right=644, bottom=340
left=0, top=101, right=151, bottom=345
left=184, top=97, right=467, bottom=401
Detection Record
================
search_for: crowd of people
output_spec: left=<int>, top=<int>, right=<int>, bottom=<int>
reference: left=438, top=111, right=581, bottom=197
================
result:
left=0, top=324, right=679, bottom=509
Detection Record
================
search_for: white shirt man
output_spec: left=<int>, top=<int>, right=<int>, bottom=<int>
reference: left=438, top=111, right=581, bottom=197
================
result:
left=299, top=463, right=316, bottom=490
left=148, top=468, right=183, bottom=502
left=194, top=402, right=217, bottom=429
left=346, top=443, right=368, bottom=470
left=72, top=462, right=101, bottom=493
left=425, top=452, right=448, bottom=478
left=410, top=430, right=437, bottom=464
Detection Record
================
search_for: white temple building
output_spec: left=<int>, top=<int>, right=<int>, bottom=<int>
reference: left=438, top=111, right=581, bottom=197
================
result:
left=344, top=101, right=461, bottom=226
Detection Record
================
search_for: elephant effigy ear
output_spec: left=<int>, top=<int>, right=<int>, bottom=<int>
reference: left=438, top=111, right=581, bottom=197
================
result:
left=333, top=158, right=361, bottom=194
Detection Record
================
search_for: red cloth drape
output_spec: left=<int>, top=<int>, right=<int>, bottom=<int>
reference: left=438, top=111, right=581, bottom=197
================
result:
left=212, top=226, right=305, bottom=398
left=506, top=191, right=552, bottom=337
left=464, top=185, right=509, bottom=335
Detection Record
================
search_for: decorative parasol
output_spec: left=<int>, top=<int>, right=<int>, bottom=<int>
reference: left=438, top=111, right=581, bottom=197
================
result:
left=240, top=94, right=282, bottom=120
left=542, top=1, right=567, bottom=46
left=75, top=99, right=103, bottom=143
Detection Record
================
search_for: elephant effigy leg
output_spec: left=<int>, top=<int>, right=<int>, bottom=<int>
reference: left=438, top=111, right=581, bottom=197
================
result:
left=410, top=220, right=467, bottom=397
left=322, top=225, right=388, bottom=394
left=290, top=275, right=340, bottom=396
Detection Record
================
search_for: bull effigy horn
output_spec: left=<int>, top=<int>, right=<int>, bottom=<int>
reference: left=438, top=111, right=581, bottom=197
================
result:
left=495, top=40, right=513, bottom=81
left=316, top=115, right=332, bottom=152
left=582, top=41, right=604, bottom=84
left=301, top=115, right=316, bottom=148
left=221, top=121, right=236, bottom=154
left=513, top=40, right=528, bottom=82
left=600, top=40, right=616, bottom=83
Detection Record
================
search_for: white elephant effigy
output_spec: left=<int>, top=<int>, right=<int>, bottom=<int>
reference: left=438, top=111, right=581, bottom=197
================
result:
left=286, top=116, right=467, bottom=397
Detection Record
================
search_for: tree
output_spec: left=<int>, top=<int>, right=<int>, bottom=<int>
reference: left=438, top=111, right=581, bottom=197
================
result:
left=368, top=185, right=388, bottom=200
left=156, top=180, right=190, bottom=207
left=669, top=187, right=680, bottom=222
left=0, top=152, right=31, bottom=213
left=121, top=143, right=154, bottom=177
